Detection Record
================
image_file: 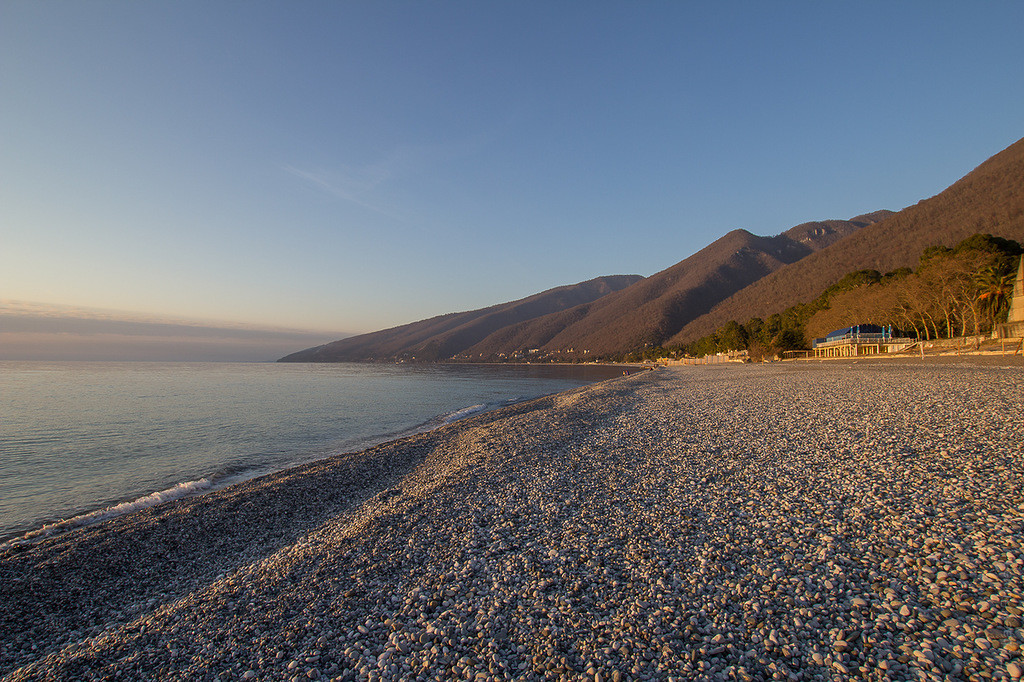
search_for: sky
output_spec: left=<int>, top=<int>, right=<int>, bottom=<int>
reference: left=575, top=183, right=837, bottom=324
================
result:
left=2, top=1, right=1024, bottom=358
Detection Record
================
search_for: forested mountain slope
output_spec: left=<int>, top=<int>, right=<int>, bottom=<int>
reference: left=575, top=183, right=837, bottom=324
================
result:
left=670, top=135, right=1024, bottom=345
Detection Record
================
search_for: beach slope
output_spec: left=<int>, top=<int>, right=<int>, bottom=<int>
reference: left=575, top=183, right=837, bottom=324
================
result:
left=2, top=363, right=1023, bottom=681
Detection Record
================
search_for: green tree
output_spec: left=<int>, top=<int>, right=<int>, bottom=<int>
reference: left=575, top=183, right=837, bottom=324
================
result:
left=717, top=320, right=749, bottom=351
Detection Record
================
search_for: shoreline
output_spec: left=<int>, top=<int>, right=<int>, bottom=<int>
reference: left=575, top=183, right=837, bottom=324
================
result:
left=0, top=372, right=647, bottom=678
left=0, top=363, right=631, bottom=547
left=2, top=364, right=1022, bottom=680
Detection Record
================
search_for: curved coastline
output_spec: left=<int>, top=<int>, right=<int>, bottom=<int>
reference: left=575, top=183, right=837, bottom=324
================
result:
left=0, top=362, right=635, bottom=547
left=0, top=395, right=520, bottom=549
left=2, top=363, right=1022, bottom=680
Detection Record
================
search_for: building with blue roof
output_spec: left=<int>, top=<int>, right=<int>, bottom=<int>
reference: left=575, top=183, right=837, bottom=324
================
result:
left=812, top=324, right=917, bottom=358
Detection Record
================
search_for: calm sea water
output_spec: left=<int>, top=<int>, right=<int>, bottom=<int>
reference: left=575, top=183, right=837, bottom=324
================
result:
left=0, top=361, right=623, bottom=543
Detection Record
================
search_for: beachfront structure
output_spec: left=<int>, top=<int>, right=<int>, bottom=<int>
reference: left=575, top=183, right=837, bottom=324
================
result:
left=812, top=324, right=916, bottom=358
left=997, top=256, right=1024, bottom=339
left=667, top=350, right=748, bottom=365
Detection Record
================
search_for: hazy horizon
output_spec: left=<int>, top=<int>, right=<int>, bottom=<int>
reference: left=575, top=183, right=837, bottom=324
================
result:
left=0, top=301, right=346, bottom=362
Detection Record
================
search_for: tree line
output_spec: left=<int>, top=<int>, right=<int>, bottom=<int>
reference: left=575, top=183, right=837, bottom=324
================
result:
left=619, top=233, right=1021, bottom=362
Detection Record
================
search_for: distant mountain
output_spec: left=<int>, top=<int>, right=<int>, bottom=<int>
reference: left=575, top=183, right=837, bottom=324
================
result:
left=458, top=213, right=891, bottom=359
left=278, top=275, right=642, bottom=362
left=282, top=135, right=1024, bottom=362
left=669, top=135, right=1024, bottom=344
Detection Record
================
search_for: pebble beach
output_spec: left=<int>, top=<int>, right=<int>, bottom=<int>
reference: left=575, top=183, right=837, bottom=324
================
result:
left=2, top=361, right=1023, bottom=682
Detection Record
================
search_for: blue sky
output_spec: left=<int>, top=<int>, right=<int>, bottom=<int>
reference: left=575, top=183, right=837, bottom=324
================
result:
left=3, top=1, right=1023, bottom=340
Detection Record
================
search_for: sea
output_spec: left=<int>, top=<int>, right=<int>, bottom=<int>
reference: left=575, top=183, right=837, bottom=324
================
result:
left=0, top=361, right=624, bottom=544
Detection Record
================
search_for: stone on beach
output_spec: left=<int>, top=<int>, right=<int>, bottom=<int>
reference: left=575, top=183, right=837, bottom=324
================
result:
left=1, top=361, right=1023, bottom=681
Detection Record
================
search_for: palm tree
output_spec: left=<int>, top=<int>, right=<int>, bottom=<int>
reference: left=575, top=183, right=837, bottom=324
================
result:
left=976, top=266, right=1015, bottom=331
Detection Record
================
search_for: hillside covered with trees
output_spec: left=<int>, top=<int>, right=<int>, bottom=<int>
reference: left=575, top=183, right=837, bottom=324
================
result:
left=671, top=135, right=1024, bottom=345
left=666, top=234, right=1022, bottom=362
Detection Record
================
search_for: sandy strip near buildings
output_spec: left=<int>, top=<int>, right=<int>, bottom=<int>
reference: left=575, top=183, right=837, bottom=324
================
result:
left=2, top=362, right=1023, bottom=682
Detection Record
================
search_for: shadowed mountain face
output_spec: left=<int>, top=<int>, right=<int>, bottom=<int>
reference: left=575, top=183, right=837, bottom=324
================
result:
left=281, top=214, right=885, bottom=363
left=459, top=212, right=891, bottom=358
left=670, top=135, right=1024, bottom=344
left=279, top=275, right=643, bottom=362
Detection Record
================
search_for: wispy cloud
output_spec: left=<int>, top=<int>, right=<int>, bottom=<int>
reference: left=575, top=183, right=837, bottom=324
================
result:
left=282, top=164, right=387, bottom=213
left=283, top=130, right=500, bottom=219
left=283, top=148, right=419, bottom=219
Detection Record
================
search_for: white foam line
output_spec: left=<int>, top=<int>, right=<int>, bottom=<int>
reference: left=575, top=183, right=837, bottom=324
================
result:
left=2, top=478, right=214, bottom=548
left=3, top=398, right=534, bottom=548
left=440, top=403, right=488, bottom=424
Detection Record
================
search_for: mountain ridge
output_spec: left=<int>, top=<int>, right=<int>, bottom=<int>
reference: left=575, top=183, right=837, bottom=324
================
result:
left=281, top=213, right=886, bottom=362
left=281, top=135, right=1024, bottom=362
left=278, top=275, right=642, bottom=363
left=670, top=136, right=1024, bottom=344
left=458, top=212, right=891, bottom=358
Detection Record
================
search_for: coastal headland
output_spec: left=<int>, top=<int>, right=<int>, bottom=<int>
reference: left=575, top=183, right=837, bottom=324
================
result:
left=2, top=363, right=1022, bottom=681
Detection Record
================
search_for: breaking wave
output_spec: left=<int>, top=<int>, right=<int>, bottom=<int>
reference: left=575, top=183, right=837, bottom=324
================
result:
left=425, top=396, right=534, bottom=430
left=2, top=478, right=215, bottom=548
left=439, top=403, right=488, bottom=424
left=1, top=395, right=550, bottom=549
